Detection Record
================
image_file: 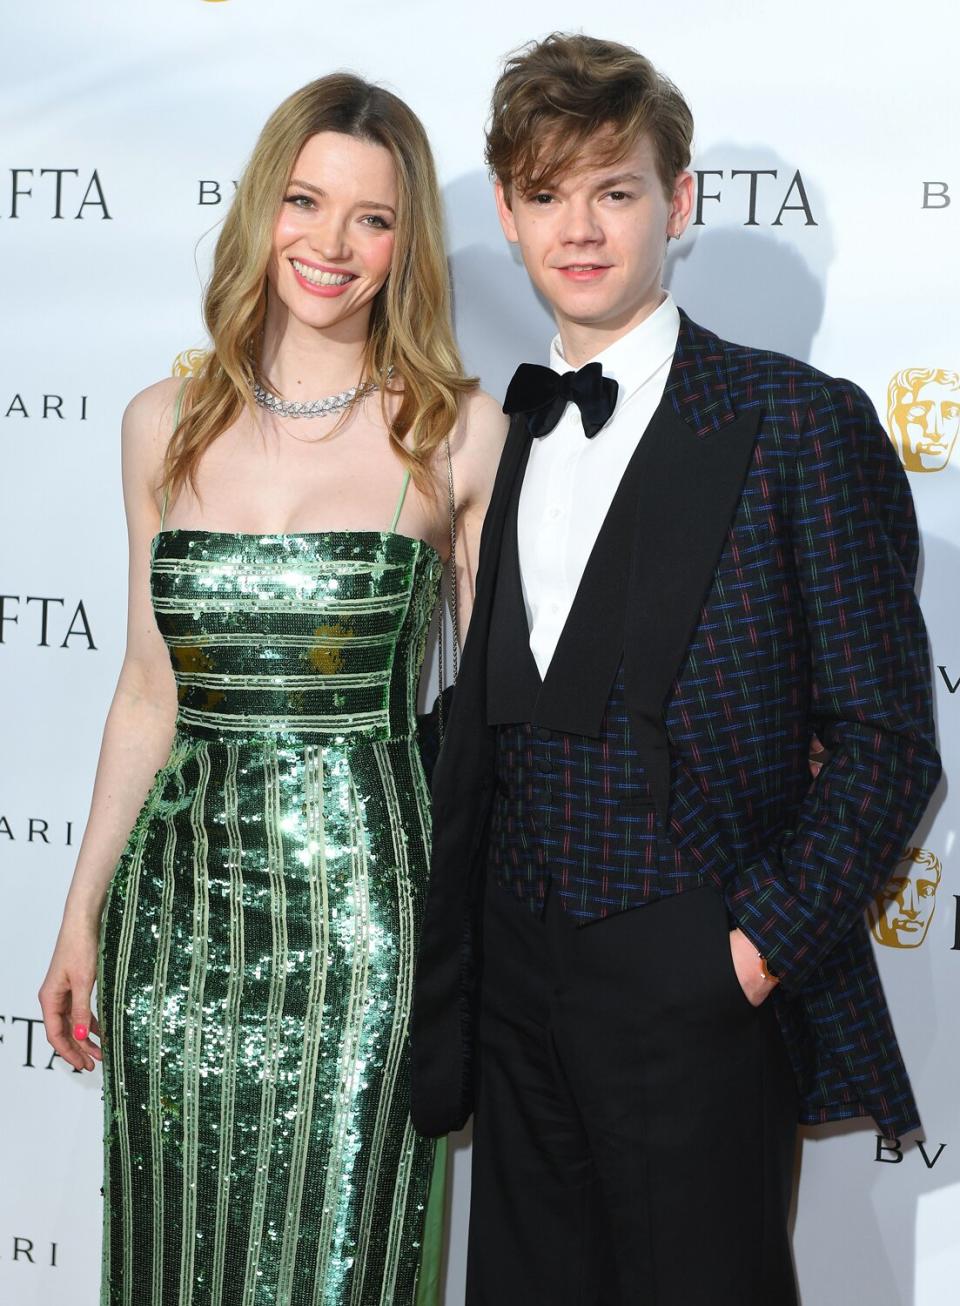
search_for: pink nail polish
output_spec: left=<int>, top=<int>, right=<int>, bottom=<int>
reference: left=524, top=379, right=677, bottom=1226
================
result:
left=73, top=1023, right=89, bottom=1041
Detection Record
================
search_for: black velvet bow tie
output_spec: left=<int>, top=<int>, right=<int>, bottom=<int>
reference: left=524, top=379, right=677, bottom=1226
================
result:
left=502, top=361, right=619, bottom=439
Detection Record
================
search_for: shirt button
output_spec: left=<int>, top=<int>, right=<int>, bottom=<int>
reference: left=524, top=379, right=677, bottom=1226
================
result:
left=548, top=506, right=562, bottom=520
left=550, top=602, right=561, bottom=614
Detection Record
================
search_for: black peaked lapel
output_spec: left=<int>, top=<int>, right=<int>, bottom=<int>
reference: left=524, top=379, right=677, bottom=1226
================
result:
left=623, top=314, right=760, bottom=820
left=488, top=394, right=697, bottom=736
left=531, top=417, right=660, bottom=734
left=486, top=437, right=541, bottom=724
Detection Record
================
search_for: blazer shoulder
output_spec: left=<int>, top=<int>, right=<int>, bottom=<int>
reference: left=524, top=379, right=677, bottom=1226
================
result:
left=705, top=329, right=878, bottom=426
left=717, top=334, right=833, bottom=396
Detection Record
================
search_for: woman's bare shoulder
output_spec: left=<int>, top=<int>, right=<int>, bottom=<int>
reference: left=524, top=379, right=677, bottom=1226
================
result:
left=123, top=376, right=186, bottom=438
left=120, top=377, right=189, bottom=498
left=454, top=387, right=508, bottom=458
left=461, top=386, right=507, bottom=437
left=450, top=387, right=509, bottom=509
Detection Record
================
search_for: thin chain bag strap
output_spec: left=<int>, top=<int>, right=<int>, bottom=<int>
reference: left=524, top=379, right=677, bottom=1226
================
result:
left=436, top=434, right=459, bottom=740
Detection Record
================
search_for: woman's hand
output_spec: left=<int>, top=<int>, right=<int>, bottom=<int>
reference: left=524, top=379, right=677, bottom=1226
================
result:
left=39, top=920, right=103, bottom=1072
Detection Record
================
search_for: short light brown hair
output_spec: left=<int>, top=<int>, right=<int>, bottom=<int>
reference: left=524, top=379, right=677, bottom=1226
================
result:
left=486, top=33, right=693, bottom=201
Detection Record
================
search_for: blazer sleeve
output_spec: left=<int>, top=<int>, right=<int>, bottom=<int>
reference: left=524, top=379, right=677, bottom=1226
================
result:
left=726, top=378, right=942, bottom=990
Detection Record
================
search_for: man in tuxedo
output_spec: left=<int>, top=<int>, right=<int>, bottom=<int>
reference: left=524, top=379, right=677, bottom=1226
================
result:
left=411, top=32, right=941, bottom=1305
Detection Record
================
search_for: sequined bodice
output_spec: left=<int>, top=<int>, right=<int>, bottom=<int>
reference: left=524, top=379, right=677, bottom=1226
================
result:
left=150, top=530, right=442, bottom=742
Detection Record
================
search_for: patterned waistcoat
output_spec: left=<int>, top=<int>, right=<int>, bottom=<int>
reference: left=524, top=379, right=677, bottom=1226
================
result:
left=486, top=431, right=723, bottom=923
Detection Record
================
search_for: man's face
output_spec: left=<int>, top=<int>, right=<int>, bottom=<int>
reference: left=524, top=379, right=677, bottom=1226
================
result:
left=896, top=377, right=960, bottom=471
left=495, top=132, right=693, bottom=358
left=871, top=853, right=941, bottom=948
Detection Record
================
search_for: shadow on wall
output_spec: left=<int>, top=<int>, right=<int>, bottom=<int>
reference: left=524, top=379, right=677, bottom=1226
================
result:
left=790, top=527, right=958, bottom=1306
left=666, top=143, right=834, bottom=363
left=914, top=526, right=955, bottom=853
left=444, top=145, right=835, bottom=395
left=445, top=169, right=557, bottom=400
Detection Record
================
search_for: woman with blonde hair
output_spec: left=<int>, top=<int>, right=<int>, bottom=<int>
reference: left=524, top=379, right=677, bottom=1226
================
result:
left=39, top=73, right=505, bottom=1305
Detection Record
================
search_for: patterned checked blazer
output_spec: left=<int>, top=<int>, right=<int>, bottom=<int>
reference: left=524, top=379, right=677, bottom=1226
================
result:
left=410, top=311, right=941, bottom=1141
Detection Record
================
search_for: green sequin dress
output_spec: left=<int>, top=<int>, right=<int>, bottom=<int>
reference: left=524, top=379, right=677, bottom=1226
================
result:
left=98, top=505, right=444, bottom=1306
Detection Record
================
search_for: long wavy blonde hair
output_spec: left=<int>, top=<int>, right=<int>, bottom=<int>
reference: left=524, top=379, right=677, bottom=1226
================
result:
left=163, top=73, right=475, bottom=498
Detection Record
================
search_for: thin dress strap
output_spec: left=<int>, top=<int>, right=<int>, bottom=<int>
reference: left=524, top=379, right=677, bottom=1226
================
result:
left=389, top=467, right=412, bottom=534
left=160, top=380, right=189, bottom=531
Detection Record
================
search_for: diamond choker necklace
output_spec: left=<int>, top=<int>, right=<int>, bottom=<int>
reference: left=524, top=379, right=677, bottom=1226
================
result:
left=252, top=369, right=390, bottom=420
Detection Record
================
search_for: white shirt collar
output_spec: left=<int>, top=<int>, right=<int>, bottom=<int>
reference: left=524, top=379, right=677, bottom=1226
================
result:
left=548, top=292, right=680, bottom=411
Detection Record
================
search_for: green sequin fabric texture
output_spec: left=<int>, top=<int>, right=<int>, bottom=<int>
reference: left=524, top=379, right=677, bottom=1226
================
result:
left=98, top=528, right=443, bottom=1305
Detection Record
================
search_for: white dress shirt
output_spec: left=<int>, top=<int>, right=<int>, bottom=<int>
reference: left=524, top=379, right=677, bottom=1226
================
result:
left=517, top=293, right=681, bottom=678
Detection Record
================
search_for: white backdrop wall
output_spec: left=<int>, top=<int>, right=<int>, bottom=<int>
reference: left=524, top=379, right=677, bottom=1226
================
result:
left=2, top=2, right=958, bottom=1303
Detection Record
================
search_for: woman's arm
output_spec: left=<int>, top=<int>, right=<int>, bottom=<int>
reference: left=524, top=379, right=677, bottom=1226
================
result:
left=448, top=388, right=508, bottom=639
left=39, top=379, right=182, bottom=1071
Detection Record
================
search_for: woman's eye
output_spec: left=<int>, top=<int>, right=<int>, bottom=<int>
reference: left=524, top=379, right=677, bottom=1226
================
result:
left=361, top=214, right=392, bottom=229
left=284, top=193, right=314, bottom=209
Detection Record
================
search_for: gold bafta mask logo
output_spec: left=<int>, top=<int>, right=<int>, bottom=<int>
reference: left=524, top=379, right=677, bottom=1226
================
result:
left=887, top=369, right=960, bottom=472
left=869, top=847, right=942, bottom=949
left=172, top=349, right=206, bottom=378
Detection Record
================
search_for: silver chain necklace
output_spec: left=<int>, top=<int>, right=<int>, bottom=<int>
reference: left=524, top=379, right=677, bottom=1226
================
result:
left=252, top=370, right=389, bottom=420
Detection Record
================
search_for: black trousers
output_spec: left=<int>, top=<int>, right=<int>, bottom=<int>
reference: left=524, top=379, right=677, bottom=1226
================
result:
left=467, top=879, right=800, bottom=1306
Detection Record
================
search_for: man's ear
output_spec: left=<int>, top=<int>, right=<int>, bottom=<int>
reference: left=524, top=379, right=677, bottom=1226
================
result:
left=494, top=179, right=519, bottom=243
left=669, top=170, right=695, bottom=239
